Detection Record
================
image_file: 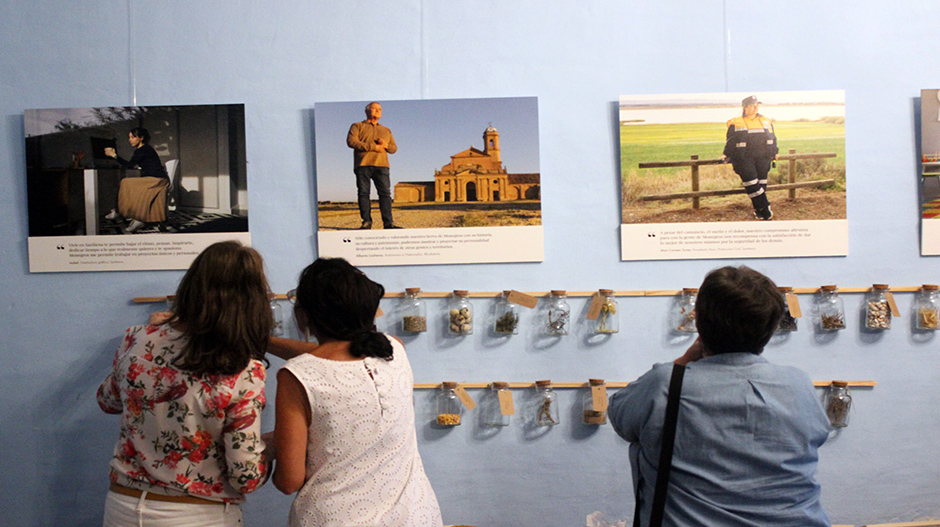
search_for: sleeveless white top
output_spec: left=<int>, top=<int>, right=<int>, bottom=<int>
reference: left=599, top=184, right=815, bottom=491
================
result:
left=282, top=335, right=443, bottom=527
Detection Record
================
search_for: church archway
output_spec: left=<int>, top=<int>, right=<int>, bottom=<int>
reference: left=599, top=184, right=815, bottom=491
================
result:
left=466, top=181, right=478, bottom=201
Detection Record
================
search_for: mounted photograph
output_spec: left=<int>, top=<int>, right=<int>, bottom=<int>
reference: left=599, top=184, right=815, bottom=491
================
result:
left=314, top=97, right=543, bottom=266
left=619, top=90, right=847, bottom=261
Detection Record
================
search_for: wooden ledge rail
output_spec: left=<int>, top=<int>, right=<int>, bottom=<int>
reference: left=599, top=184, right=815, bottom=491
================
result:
left=861, top=522, right=940, bottom=527
left=134, top=287, right=929, bottom=303
left=413, top=381, right=876, bottom=390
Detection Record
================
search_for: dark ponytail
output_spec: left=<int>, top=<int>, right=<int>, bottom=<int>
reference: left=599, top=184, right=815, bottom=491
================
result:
left=295, top=258, right=393, bottom=361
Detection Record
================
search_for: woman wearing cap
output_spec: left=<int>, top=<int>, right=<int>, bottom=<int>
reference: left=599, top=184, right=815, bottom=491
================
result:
left=721, top=96, right=778, bottom=220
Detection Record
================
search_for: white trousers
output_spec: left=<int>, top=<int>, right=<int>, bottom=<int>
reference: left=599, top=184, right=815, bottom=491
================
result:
left=103, top=491, right=242, bottom=527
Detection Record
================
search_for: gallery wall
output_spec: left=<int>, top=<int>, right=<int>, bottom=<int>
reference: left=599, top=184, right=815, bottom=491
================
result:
left=1, top=1, right=939, bottom=525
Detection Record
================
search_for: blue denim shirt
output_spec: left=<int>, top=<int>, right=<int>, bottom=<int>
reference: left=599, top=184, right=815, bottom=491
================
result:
left=609, top=353, right=831, bottom=527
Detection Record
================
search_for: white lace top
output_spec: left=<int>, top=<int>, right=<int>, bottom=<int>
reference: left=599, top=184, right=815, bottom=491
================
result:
left=282, top=335, right=442, bottom=527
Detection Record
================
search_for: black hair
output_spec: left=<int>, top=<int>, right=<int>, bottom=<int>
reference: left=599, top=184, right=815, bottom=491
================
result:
left=129, top=127, right=151, bottom=144
left=694, top=266, right=784, bottom=355
left=295, top=257, right=393, bottom=360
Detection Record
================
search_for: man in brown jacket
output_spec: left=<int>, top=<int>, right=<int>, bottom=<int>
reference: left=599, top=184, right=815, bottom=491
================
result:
left=347, top=102, right=400, bottom=229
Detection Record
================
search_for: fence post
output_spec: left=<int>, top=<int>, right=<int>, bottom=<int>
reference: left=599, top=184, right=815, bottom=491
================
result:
left=788, top=148, right=797, bottom=200
left=690, top=155, right=700, bottom=209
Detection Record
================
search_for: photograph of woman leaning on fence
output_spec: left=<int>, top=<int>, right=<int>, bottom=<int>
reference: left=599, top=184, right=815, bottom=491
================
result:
left=620, top=90, right=846, bottom=225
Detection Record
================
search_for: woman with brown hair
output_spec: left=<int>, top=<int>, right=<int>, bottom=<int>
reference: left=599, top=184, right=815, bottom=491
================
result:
left=104, top=127, right=170, bottom=233
left=98, top=240, right=273, bottom=526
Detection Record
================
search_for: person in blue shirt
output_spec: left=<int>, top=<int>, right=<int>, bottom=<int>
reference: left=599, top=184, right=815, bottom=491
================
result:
left=609, top=266, right=831, bottom=527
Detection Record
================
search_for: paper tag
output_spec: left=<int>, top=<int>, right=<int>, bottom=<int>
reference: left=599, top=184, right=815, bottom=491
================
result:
left=591, top=384, right=608, bottom=412
left=507, top=290, right=537, bottom=309
left=497, top=389, right=515, bottom=416
left=375, top=306, right=384, bottom=318
left=885, top=291, right=900, bottom=317
left=586, top=293, right=604, bottom=320
left=454, top=385, right=476, bottom=410
left=785, top=292, right=802, bottom=318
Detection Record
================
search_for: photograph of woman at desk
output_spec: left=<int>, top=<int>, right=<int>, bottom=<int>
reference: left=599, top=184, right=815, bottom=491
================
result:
left=104, top=127, right=170, bottom=233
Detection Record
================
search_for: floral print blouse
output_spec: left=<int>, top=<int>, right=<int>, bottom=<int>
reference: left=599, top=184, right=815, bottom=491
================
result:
left=97, top=324, right=268, bottom=503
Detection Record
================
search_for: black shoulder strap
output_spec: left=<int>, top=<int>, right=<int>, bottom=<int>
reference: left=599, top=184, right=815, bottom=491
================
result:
left=647, top=363, right=686, bottom=527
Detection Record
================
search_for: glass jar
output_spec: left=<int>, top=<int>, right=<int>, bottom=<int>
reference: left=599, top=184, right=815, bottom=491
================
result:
left=535, top=380, right=559, bottom=426
left=546, top=290, right=570, bottom=336
left=582, top=378, right=608, bottom=425
left=776, top=287, right=798, bottom=332
left=916, top=284, right=940, bottom=330
left=494, top=291, right=520, bottom=335
left=674, top=288, right=697, bottom=332
left=402, top=287, right=427, bottom=333
left=482, top=382, right=512, bottom=427
left=825, top=381, right=852, bottom=428
left=594, top=290, right=619, bottom=334
left=865, top=284, right=891, bottom=330
left=448, top=290, right=473, bottom=335
left=817, top=285, right=846, bottom=331
left=270, top=295, right=284, bottom=336
left=436, top=382, right=463, bottom=426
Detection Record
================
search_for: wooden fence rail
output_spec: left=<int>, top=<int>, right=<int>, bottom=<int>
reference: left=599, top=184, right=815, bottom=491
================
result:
left=637, top=149, right=837, bottom=209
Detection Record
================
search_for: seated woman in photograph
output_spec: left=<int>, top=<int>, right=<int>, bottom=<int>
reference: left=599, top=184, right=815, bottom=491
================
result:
left=104, top=126, right=169, bottom=233
left=97, top=241, right=273, bottom=527
left=268, top=258, right=443, bottom=527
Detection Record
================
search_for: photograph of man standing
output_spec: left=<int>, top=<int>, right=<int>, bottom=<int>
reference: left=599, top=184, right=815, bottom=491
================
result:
left=347, top=102, right=400, bottom=229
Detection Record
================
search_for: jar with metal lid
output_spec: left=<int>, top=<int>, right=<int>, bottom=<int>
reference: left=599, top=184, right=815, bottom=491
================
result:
left=817, top=285, right=846, bottom=331
left=535, top=380, right=559, bottom=426
left=825, top=381, right=852, bottom=428
left=402, top=288, right=427, bottom=333
left=448, top=290, right=473, bottom=335
left=546, top=290, right=570, bottom=336
left=916, top=284, right=940, bottom=330
left=436, top=382, right=462, bottom=426
left=582, top=379, right=608, bottom=425
left=494, top=291, right=520, bottom=335
left=673, top=288, right=697, bottom=332
left=776, top=287, right=798, bottom=332
left=482, top=382, right=512, bottom=427
left=594, top=290, right=619, bottom=334
left=865, top=284, right=891, bottom=330
left=270, top=294, right=284, bottom=336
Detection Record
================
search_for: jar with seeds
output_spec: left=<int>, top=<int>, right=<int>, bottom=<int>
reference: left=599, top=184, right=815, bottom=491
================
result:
left=494, top=291, right=520, bottom=335
left=546, top=290, right=570, bottom=336
left=448, top=290, right=473, bottom=335
left=482, top=382, right=512, bottom=427
left=402, top=287, right=427, bottom=333
left=915, top=284, right=940, bottom=330
left=865, top=284, right=891, bottom=330
left=582, top=379, right=608, bottom=425
left=436, top=382, right=462, bottom=426
left=825, top=381, right=852, bottom=428
left=776, top=287, right=798, bottom=332
left=593, top=289, right=619, bottom=334
left=535, top=380, right=559, bottom=426
left=270, top=294, right=284, bottom=336
left=673, top=288, right=698, bottom=332
left=817, top=285, right=846, bottom=331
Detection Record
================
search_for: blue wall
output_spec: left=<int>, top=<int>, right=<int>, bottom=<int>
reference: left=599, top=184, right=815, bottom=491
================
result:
left=2, top=1, right=939, bottom=525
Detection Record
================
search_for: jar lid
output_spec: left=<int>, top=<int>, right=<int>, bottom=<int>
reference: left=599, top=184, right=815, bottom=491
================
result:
left=778, top=286, right=793, bottom=292
left=820, top=285, right=838, bottom=292
left=492, top=381, right=509, bottom=389
left=405, top=287, right=421, bottom=294
left=923, top=284, right=939, bottom=291
left=441, top=381, right=458, bottom=389
left=550, top=290, right=566, bottom=296
left=831, top=380, right=848, bottom=387
left=599, top=289, right=614, bottom=295
left=872, top=284, right=889, bottom=290
left=588, top=378, right=605, bottom=385
left=535, top=379, right=552, bottom=387
left=682, top=288, right=698, bottom=294
left=502, top=290, right=512, bottom=296
left=453, top=290, right=469, bottom=297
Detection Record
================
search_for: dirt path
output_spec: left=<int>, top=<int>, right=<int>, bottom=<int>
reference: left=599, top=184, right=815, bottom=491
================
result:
left=622, top=190, right=846, bottom=224
left=318, top=202, right=542, bottom=230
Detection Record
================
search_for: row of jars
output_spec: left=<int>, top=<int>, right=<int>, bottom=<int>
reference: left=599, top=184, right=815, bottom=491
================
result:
left=810, top=284, right=938, bottom=331
left=403, top=289, right=619, bottom=336
left=436, top=380, right=609, bottom=428
left=435, top=379, right=853, bottom=429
